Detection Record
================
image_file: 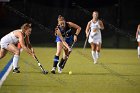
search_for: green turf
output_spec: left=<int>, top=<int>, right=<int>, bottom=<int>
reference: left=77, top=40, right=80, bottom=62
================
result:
left=0, top=48, right=140, bottom=93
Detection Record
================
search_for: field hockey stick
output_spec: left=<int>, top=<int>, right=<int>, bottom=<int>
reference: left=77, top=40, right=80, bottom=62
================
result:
left=61, top=42, right=75, bottom=69
left=34, top=55, right=48, bottom=74
left=83, top=28, right=91, bottom=50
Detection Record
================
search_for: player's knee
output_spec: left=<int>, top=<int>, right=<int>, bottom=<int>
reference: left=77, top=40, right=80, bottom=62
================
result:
left=14, top=49, right=20, bottom=55
left=0, top=53, right=5, bottom=59
left=97, top=50, right=100, bottom=52
left=91, top=47, right=96, bottom=51
left=0, top=54, right=2, bottom=59
left=138, top=42, right=140, bottom=46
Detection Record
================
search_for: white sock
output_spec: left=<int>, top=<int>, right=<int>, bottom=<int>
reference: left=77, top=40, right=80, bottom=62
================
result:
left=12, top=55, right=19, bottom=69
left=91, top=51, right=96, bottom=60
left=96, top=51, right=100, bottom=59
left=138, top=47, right=140, bottom=56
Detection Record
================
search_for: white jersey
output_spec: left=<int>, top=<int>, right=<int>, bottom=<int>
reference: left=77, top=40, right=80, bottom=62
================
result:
left=88, top=20, right=102, bottom=44
left=0, top=29, right=22, bottom=49
left=137, top=30, right=140, bottom=42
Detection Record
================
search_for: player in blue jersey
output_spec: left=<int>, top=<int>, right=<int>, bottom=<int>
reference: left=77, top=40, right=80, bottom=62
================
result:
left=51, top=15, right=81, bottom=74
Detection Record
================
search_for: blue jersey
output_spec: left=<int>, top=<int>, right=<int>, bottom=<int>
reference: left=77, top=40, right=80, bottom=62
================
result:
left=58, top=23, right=72, bottom=37
left=55, top=23, right=73, bottom=45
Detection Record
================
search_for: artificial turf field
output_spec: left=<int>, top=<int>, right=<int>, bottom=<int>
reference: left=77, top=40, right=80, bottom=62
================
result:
left=0, top=47, right=140, bottom=93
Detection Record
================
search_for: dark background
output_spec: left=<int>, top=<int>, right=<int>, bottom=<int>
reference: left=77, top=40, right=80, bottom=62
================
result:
left=0, top=0, right=140, bottom=48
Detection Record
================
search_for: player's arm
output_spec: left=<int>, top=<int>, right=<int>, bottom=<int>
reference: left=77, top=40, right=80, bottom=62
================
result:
left=17, top=32, right=33, bottom=56
left=136, top=24, right=140, bottom=39
left=98, top=20, right=104, bottom=30
left=67, top=22, right=81, bottom=42
left=56, top=28, right=71, bottom=51
left=67, top=22, right=81, bottom=36
left=85, top=21, right=91, bottom=37
left=25, top=35, right=35, bottom=54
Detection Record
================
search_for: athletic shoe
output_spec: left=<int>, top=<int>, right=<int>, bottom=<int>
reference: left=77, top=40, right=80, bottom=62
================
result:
left=51, top=67, right=56, bottom=74
left=94, top=59, right=98, bottom=64
left=57, top=64, right=62, bottom=73
left=13, top=68, right=20, bottom=73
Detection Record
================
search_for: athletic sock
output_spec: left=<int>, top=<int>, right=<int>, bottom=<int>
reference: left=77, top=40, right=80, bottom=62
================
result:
left=59, top=58, right=65, bottom=68
left=12, top=55, right=19, bottom=69
left=53, top=55, right=59, bottom=68
left=96, top=51, right=100, bottom=59
left=91, top=51, right=96, bottom=61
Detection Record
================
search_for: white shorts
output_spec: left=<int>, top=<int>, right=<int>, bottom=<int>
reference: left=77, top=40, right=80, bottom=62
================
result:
left=0, top=43, right=10, bottom=49
left=88, top=32, right=102, bottom=44
left=0, top=34, right=12, bottom=49
left=0, top=32, right=19, bottom=49
left=137, top=35, right=140, bottom=42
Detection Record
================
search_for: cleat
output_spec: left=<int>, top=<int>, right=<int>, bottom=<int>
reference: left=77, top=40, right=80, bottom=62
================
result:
left=94, top=59, right=98, bottom=64
left=94, top=61, right=97, bottom=64
left=57, top=64, right=62, bottom=73
left=51, top=68, right=56, bottom=74
left=51, top=70, right=55, bottom=74
left=13, top=68, right=20, bottom=73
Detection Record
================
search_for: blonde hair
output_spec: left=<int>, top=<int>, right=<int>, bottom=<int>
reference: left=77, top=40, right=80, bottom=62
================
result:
left=21, top=23, right=31, bottom=31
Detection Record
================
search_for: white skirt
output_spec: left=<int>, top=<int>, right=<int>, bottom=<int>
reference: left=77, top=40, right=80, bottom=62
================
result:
left=88, top=32, right=102, bottom=44
left=0, top=33, right=18, bottom=49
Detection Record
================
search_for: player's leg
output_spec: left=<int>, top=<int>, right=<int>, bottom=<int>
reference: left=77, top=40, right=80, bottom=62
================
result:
left=58, top=36, right=72, bottom=72
left=51, top=42, right=62, bottom=74
left=59, top=57, right=65, bottom=69
left=57, top=47, right=68, bottom=73
left=94, top=42, right=101, bottom=64
left=96, top=42, right=101, bottom=59
left=6, top=44, right=20, bottom=73
left=137, top=41, right=140, bottom=58
left=0, top=42, right=8, bottom=60
left=0, top=48, right=8, bottom=60
left=88, top=35, right=97, bottom=63
left=90, top=43, right=97, bottom=64
left=59, top=48, right=68, bottom=68
left=94, top=34, right=102, bottom=63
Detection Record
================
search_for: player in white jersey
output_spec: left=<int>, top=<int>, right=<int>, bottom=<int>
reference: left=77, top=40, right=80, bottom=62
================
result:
left=136, top=24, right=140, bottom=58
left=0, top=23, right=35, bottom=73
left=85, top=11, right=104, bottom=64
